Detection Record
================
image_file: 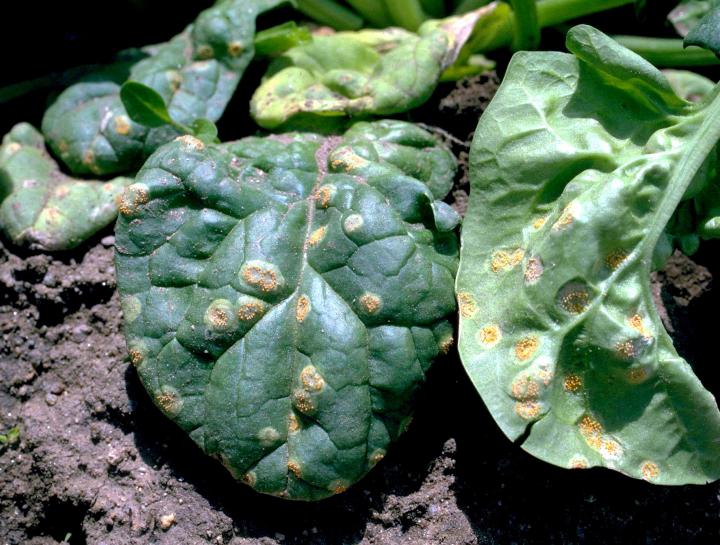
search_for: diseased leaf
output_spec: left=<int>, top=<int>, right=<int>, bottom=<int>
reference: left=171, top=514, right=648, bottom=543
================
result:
left=42, top=0, right=286, bottom=176
left=120, top=82, right=174, bottom=128
left=663, top=69, right=715, bottom=102
left=457, top=25, right=720, bottom=484
left=0, top=124, right=130, bottom=250
left=115, top=120, right=459, bottom=500
left=250, top=4, right=500, bottom=129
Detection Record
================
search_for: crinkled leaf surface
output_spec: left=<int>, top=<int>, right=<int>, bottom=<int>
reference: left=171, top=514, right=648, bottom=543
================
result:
left=0, top=123, right=129, bottom=250
left=457, top=25, right=720, bottom=484
left=115, top=120, right=459, bottom=500
left=41, top=0, right=286, bottom=176
left=250, top=5, right=498, bottom=129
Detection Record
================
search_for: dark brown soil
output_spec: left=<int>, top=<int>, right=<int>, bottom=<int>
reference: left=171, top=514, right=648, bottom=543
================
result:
left=3, top=76, right=720, bottom=545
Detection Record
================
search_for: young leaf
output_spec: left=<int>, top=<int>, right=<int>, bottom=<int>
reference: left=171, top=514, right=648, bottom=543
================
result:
left=253, top=21, right=312, bottom=57
left=120, top=82, right=174, bottom=128
left=190, top=118, right=219, bottom=144
left=457, top=25, right=720, bottom=485
left=115, top=121, right=459, bottom=500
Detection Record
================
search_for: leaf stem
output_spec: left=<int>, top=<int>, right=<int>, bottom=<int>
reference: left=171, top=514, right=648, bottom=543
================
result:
left=510, top=0, right=540, bottom=51
left=345, top=0, right=393, bottom=27
left=613, top=36, right=720, bottom=67
left=536, top=0, right=633, bottom=27
left=295, top=0, right=364, bottom=30
left=383, top=0, right=428, bottom=30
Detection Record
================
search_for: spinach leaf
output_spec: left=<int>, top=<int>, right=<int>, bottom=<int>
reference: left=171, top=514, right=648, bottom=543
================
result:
left=457, top=25, right=720, bottom=484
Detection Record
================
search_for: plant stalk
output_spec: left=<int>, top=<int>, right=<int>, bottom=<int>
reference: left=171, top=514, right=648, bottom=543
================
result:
left=295, top=0, right=363, bottom=30
left=383, top=0, right=428, bottom=30
left=345, top=0, right=393, bottom=27
left=511, top=0, right=540, bottom=51
left=613, top=36, right=720, bottom=67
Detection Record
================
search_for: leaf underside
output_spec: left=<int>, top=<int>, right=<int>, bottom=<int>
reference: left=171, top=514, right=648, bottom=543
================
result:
left=457, top=25, right=720, bottom=485
left=115, top=120, right=459, bottom=500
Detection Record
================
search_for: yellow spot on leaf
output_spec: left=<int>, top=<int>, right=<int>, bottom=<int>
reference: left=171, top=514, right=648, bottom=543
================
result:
left=524, top=256, right=544, bottom=284
left=616, top=339, right=638, bottom=360
left=626, top=367, right=650, bottom=384
left=438, top=334, right=454, bottom=355
left=641, top=461, right=660, bottom=481
left=511, top=375, right=540, bottom=401
left=129, top=348, right=144, bottom=366
left=343, top=214, right=364, bottom=233
left=243, top=472, right=257, bottom=487
left=54, top=185, right=70, bottom=198
left=197, top=44, right=214, bottom=59
left=558, top=283, right=591, bottom=314
left=457, top=292, right=477, bottom=319
left=296, top=295, right=311, bottom=323
left=314, top=184, right=335, bottom=208
left=287, top=459, right=302, bottom=478
left=155, top=386, right=182, bottom=416
left=257, top=427, right=281, bottom=447
left=477, top=324, right=501, bottom=348
left=553, top=201, right=579, bottom=231
left=605, top=249, right=628, bottom=270
left=359, top=293, right=382, bottom=314
left=114, top=115, right=131, bottom=135
left=579, top=415, right=623, bottom=460
left=237, top=300, right=265, bottom=321
left=288, top=412, right=300, bottom=433
left=292, top=389, right=316, bottom=414
left=300, top=365, right=324, bottom=392
left=515, top=401, right=541, bottom=420
left=532, top=216, right=547, bottom=230
left=307, top=225, right=327, bottom=247
left=118, top=183, right=149, bottom=216
left=563, top=374, right=583, bottom=392
left=569, top=455, right=589, bottom=469
left=205, top=300, right=232, bottom=330
left=242, top=262, right=280, bottom=293
left=491, top=248, right=524, bottom=273
left=628, top=314, right=652, bottom=338
left=5, top=142, right=21, bottom=155
left=331, top=149, right=368, bottom=172
left=515, top=335, right=539, bottom=362
left=228, top=40, right=245, bottom=56
left=329, top=479, right=349, bottom=494
left=370, top=449, right=386, bottom=465
left=176, top=134, right=205, bottom=151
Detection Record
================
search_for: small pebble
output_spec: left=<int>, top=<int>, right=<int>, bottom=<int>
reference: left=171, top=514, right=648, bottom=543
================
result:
left=101, top=235, right=115, bottom=247
left=159, top=512, right=176, bottom=530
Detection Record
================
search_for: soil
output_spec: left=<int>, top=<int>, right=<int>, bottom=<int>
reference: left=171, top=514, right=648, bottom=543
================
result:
left=2, top=74, right=720, bottom=545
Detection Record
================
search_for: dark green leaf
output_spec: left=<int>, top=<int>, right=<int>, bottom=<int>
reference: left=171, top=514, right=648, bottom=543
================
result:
left=115, top=120, right=459, bottom=500
left=120, top=81, right=173, bottom=128
left=685, top=5, right=720, bottom=56
left=254, top=22, right=312, bottom=57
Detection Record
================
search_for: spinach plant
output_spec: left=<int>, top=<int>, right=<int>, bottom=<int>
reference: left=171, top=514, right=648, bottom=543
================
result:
left=456, top=25, right=720, bottom=484
left=114, top=120, right=459, bottom=500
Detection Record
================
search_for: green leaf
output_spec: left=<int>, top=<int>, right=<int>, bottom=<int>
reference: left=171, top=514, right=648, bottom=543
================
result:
left=0, top=123, right=130, bottom=250
left=190, top=118, right=220, bottom=144
left=41, top=0, right=287, bottom=176
left=250, top=6, right=500, bottom=129
left=120, top=82, right=174, bottom=128
left=253, top=21, right=312, bottom=57
left=457, top=24, right=720, bottom=485
left=669, top=1, right=718, bottom=37
left=0, top=426, right=20, bottom=446
left=685, top=4, right=720, bottom=56
left=115, top=120, right=459, bottom=500
left=510, top=0, right=540, bottom=51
